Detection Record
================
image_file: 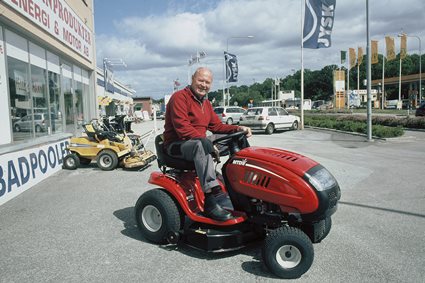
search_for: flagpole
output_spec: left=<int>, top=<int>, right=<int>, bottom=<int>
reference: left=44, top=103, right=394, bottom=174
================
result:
left=382, top=46, right=386, bottom=109
left=300, top=0, right=304, bottom=130
left=347, top=50, right=350, bottom=110
left=366, top=0, right=372, bottom=140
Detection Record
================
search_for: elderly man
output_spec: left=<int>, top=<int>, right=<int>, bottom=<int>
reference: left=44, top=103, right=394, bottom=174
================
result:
left=163, top=67, right=251, bottom=221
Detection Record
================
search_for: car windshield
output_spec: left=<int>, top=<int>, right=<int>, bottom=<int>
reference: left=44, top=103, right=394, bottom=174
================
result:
left=246, top=108, right=263, bottom=115
left=214, top=108, right=224, bottom=114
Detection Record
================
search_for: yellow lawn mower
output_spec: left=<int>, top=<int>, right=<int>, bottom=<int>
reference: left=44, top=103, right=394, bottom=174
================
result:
left=63, top=120, right=155, bottom=171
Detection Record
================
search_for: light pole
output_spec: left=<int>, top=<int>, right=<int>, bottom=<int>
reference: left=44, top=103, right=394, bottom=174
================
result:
left=225, top=35, right=254, bottom=106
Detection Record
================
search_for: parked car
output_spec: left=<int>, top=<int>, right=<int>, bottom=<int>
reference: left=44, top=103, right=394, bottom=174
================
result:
left=13, top=113, right=48, bottom=132
left=415, top=102, right=425, bottom=117
left=214, top=106, right=246, bottom=125
left=151, top=110, right=165, bottom=120
left=239, top=106, right=299, bottom=135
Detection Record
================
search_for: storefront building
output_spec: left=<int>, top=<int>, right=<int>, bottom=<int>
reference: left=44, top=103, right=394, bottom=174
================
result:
left=0, top=0, right=96, bottom=205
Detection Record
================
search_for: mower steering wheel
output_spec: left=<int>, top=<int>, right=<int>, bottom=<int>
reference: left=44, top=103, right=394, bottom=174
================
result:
left=213, top=131, right=247, bottom=147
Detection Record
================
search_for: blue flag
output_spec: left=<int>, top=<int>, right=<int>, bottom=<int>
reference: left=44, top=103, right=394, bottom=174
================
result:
left=303, top=0, right=336, bottom=49
left=224, top=52, right=238, bottom=83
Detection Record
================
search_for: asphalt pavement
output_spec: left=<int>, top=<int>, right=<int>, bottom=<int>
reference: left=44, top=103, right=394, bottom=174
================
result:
left=0, top=119, right=424, bottom=283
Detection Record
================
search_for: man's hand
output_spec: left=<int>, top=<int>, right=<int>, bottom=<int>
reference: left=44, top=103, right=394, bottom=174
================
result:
left=238, top=126, right=252, bottom=138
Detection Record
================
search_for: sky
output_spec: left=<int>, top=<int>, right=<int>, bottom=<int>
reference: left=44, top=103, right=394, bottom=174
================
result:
left=93, top=0, right=425, bottom=99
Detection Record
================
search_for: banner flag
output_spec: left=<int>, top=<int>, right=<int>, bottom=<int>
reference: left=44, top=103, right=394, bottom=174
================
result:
left=357, top=47, right=364, bottom=65
left=400, top=33, right=407, bottom=59
left=224, top=51, right=238, bottom=83
left=385, top=36, right=396, bottom=61
left=303, top=0, right=337, bottom=49
left=349, top=48, right=356, bottom=69
left=341, top=51, right=346, bottom=64
left=371, top=40, right=379, bottom=64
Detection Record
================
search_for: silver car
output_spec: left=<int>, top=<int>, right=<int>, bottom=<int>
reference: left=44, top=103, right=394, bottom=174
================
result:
left=214, top=106, right=246, bottom=125
left=14, top=113, right=48, bottom=132
left=239, top=106, right=299, bottom=134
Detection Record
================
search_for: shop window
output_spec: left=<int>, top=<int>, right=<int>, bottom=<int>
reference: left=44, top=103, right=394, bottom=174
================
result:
left=8, top=57, right=33, bottom=141
left=73, top=65, right=84, bottom=129
left=47, top=51, right=63, bottom=134
left=31, top=64, right=49, bottom=136
left=48, top=71, right=62, bottom=133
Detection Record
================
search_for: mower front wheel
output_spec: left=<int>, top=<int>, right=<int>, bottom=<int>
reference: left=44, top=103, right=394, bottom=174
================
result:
left=262, top=226, right=314, bottom=279
left=63, top=153, right=80, bottom=170
left=135, top=189, right=182, bottom=244
left=96, top=149, right=118, bottom=171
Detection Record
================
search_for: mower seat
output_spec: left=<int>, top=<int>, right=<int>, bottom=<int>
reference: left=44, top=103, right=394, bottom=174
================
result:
left=155, top=134, right=195, bottom=170
left=83, top=122, right=122, bottom=143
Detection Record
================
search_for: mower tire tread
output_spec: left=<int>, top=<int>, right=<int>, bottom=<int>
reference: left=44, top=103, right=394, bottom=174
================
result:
left=135, top=189, right=182, bottom=244
left=262, top=226, right=314, bottom=279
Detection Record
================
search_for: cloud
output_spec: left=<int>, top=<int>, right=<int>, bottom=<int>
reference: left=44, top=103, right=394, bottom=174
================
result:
left=95, top=0, right=425, bottom=99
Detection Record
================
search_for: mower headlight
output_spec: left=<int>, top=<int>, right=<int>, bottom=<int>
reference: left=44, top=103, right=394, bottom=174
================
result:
left=305, top=167, right=337, bottom=192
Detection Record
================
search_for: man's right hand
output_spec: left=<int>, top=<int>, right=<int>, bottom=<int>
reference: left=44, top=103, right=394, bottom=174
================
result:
left=237, top=126, right=252, bottom=138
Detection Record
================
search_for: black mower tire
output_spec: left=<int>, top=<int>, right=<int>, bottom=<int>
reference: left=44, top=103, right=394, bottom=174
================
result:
left=135, top=189, right=182, bottom=244
left=262, top=226, right=314, bottom=279
left=96, top=149, right=118, bottom=171
left=63, top=153, right=80, bottom=170
left=265, top=123, right=274, bottom=135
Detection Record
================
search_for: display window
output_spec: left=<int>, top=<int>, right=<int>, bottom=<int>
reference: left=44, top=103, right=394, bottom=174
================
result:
left=4, top=28, right=92, bottom=143
left=8, top=56, right=33, bottom=141
left=47, top=51, right=63, bottom=134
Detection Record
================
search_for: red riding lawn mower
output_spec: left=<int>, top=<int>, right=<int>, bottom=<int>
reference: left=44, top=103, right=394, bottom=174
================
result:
left=134, top=132, right=341, bottom=279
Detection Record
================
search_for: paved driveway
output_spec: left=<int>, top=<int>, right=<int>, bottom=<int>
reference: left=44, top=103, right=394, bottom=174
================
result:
left=0, top=121, right=424, bottom=282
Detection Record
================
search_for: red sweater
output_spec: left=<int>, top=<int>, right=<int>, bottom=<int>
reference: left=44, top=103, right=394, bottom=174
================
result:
left=163, top=87, right=238, bottom=147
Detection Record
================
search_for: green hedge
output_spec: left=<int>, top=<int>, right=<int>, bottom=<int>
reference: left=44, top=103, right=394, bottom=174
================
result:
left=304, top=115, right=405, bottom=138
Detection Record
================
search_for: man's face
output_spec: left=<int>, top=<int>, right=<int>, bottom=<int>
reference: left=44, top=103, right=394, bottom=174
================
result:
left=191, top=70, right=213, bottom=97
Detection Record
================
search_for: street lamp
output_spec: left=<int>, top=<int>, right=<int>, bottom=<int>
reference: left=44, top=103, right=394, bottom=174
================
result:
left=224, top=35, right=254, bottom=106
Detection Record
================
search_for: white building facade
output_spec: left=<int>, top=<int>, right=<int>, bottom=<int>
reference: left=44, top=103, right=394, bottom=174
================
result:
left=0, top=0, right=97, bottom=205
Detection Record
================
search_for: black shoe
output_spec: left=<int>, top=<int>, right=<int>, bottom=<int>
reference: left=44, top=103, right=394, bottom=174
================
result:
left=204, top=193, right=233, bottom=221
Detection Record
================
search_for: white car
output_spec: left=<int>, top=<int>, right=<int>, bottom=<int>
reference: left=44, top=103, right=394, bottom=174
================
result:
left=239, top=106, right=299, bottom=134
left=214, top=106, right=246, bottom=125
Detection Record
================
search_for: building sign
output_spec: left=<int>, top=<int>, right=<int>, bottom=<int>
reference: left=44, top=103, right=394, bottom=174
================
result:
left=4, top=0, right=93, bottom=62
left=0, top=139, right=69, bottom=206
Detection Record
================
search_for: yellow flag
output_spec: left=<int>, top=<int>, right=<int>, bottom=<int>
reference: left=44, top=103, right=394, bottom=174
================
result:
left=358, top=47, right=364, bottom=65
left=349, top=48, right=356, bottom=69
left=400, top=33, right=407, bottom=59
left=371, top=40, right=379, bottom=64
left=385, top=36, right=396, bottom=61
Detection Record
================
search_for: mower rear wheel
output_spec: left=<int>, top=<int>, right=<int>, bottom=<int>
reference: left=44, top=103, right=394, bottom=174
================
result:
left=135, top=189, right=182, bottom=244
left=63, top=153, right=80, bottom=170
left=96, top=149, right=118, bottom=171
left=262, top=226, right=314, bottom=279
